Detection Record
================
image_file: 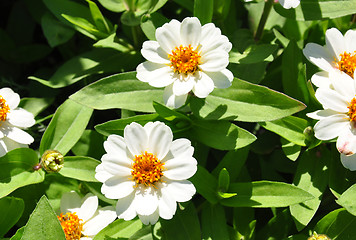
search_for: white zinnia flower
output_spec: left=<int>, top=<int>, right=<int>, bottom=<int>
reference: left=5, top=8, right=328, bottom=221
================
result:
left=58, top=191, right=116, bottom=240
left=95, top=121, right=197, bottom=225
left=303, top=28, right=356, bottom=88
left=244, top=0, right=300, bottom=9
left=307, top=71, right=356, bottom=170
left=0, top=87, right=35, bottom=157
left=136, top=17, right=233, bottom=108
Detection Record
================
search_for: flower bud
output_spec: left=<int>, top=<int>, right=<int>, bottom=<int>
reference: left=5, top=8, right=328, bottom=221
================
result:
left=303, top=126, right=314, bottom=142
left=308, top=232, right=331, bottom=240
left=40, top=150, right=64, bottom=173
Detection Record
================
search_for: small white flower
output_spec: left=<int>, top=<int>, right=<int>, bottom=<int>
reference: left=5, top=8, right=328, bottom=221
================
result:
left=58, top=191, right=116, bottom=240
left=0, top=87, right=35, bottom=157
left=307, top=71, right=356, bottom=170
left=303, top=28, right=356, bottom=88
left=95, top=121, right=197, bottom=225
left=136, top=17, right=233, bottom=108
left=244, top=0, right=300, bottom=9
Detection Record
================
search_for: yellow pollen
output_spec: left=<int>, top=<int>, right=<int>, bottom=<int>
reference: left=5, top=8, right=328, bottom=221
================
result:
left=337, top=51, right=356, bottom=78
left=168, top=44, right=201, bottom=74
left=0, top=96, right=10, bottom=122
left=57, top=212, right=84, bottom=240
left=348, top=97, right=356, bottom=121
left=131, top=151, right=164, bottom=186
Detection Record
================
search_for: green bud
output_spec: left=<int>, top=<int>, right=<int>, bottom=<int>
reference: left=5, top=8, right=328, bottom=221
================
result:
left=303, top=126, right=314, bottom=142
left=308, top=231, right=331, bottom=240
left=40, top=150, right=64, bottom=173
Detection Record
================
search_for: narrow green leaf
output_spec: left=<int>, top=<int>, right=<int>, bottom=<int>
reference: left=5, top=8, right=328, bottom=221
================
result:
left=93, top=219, right=143, bottom=240
left=10, top=227, right=24, bottom=240
left=190, top=166, right=219, bottom=204
left=229, top=44, right=278, bottom=64
left=21, top=196, right=66, bottom=240
left=140, top=12, right=167, bottom=40
left=19, top=97, right=54, bottom=117
left=337, top=184, right=356, bottom=216
left=153, top=101, right=191, bottom=122
left=281, top=138, right=301, bottom=161
left=201, top=204, right=229, bottom=240
left=39, top=99, right=93, bottom=155
left=190, top=78, right=306, bottom=122
left=220, top=181, right=314, bottom=208
left=0, top=148, right=45, bottom=198
left=71, top=130, right=106, bottom=159
left=97, top=0, right=126, bottom=12
left=194, top=0, right=213, bottom=24
left=70, top=72, right=164, bottom=112
left=86, top=0, right=112, bottom=33
left=59, top=156, right=100, bottom=182
left=93, top=32, right=132, bottom=52
left=218, top=168, right=230, bottom=193
left=0, top=197, right=24, bottom=237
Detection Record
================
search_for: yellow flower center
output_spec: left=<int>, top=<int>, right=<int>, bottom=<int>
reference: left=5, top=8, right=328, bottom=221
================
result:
left=348, top=97, right=356, bottom=121
left=57, top=212, right=84, bottom=240
left=337, top=51, right=356, bottom=78
left=168, top=45, right=201, bottom=74
left=0, top=96, right=10, bottom=122
left=131, top=151, right=164, bottom=186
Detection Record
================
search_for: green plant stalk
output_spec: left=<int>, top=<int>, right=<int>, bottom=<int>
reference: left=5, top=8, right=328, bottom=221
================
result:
left=254, top=0, right=274, bottom=41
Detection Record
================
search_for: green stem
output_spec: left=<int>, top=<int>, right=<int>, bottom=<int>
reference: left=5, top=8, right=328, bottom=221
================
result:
left=131, top=26, right=139, bottom=49
left=254, top=0, right=274, bottom=41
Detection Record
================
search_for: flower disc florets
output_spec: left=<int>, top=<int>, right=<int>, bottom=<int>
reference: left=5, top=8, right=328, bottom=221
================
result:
left=131, top=151, right=164, bottom=186
left=0, top=96, right=10, bottom=122
left=58, top=212, right=83, bottom=240
left=337, top=51, right=356, bottom=78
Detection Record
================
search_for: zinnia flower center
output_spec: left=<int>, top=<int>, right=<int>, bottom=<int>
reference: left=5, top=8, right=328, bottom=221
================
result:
left=131, top=151, right=164, bottom=186
left=0, top=96, right=10, bottom=122
left=168, top=45, right=201, bottom=74
left=348, top=97, right=356, bottom=121
left=337, top=51, right=356, bottom=78
left=57, top=212, right=84, bottom=240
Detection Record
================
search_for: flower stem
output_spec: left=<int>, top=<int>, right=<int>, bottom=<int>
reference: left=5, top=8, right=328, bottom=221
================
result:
left=254, top=0, right=274, bottom=41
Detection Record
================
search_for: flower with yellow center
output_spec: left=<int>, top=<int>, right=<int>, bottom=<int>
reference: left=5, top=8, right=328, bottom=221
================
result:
left=136, top=17, right=233, bottom=108
left=303, top=28, right=356, bottom=88
left=95, top=121, right=197, bottom=225
left=58, top=191, right=116, bottom=240
left=0, top=88, right=35, bottom=157
left=307, top=71, right=356, bottom=170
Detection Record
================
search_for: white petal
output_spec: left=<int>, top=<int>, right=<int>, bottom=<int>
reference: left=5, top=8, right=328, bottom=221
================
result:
left=315, top=88, right=349, bottom=112
left=163, top=84, right=188, bottom=109
left=325, top=28, right=345, bottom=60
left=164, top=138, right=194, bottom=161
left=0, top=125, right=34, bottom=145
left=77, top=194, right=98, bottom=222
left=60, top=191, right=82, bottom=214
left=134, top=186, right=159, bottom=216
left=200, top=34, right=231, bottom=53
left=124, top=122, right=148, bottom=156
left=336, top=124, right=356, bottom=156
left=138, top=209, right=160, bottom=225
left=172, top=78, right=194, bottom=96
left=279, top=0, right=300, bottom=9
left=164, top=157, right=197, bottom=180
left=7, top=108, right=35, bottom=128
left=104, top=135, right=128, bottom=158
left=157, top=183, right=177, bottom=220
left=344, top=29, right=356, bottom=53
left=141, top=41, right=170, bottom=64
left=313, top=114, right=349, bottom=140
left=205, top=69, right=233, bottom=89
left=136, top=61, right=175, bottom=87
left=306, top=109, right=339, bottom=120
left=156, top=19, right=181, bottom=53
left=116, top=192, right=137, bottom=220
left=164, top=179, right=196, bottom=202
left=102, top=176, right=135, bottom=199
left=200, top=51, right=229, bottom=72
left=180, top=17, right=201, bottom=49
left=101, top=154, right=132, bottom=176
left=147, top=122, right=172, bottom=159
left=95, top=164, right=114, bottom=183
left=0, top=88, right=20, bottom=109
left=329, top=70, right=356, bottom=98
left=82, top=206, right=116, bottom=236
left=192, top=71, right=215, bottom=98
left=311, top=71, right=331, bottom=88
left=2, top=136, right=28, bottom=151
left=303, top=43, right=335, bottom=72
left=340, top=153, right=356, bottom=171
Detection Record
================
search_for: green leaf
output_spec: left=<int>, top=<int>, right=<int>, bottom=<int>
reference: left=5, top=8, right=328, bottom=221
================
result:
left=218, top=168, right=230, bottom=194
left=39, top=99, right=93, bottom=155
left=30, top=49, right=139, bottom=88
left=0, top=197, right=24, bottom=237
left=194, top=0, right=213, bottom=25
left=201, top=203, right=229, bottom=240
left=153, top=101, right=191, bottom=122
left=314, top=208, right=356, bottom=239
left=160, top=203, right=200, bottom=240
left=59, top=156, right=100, bottom=182
left=259, top=116, right=309, bottom=146
left=140, top=12, right=167, bottom=40
left=70, top=72, right=164, bottom=112
left=93, top=219, right=143, bottom=240
left=220, top=181, right=314, bottom=208
left=0, top=148, right=45, bottom=199
left=190, top=117, right=256, bottom=150
left=10, top=227, right=24, bottom=240
left=337, top=184, right=356, bottom=216
left=71, top=130, right=106, bottom=159
left=93, top=32, right=132, bottom=52
left=97, top=0, right=126, bottom=12
left=19, top=97, right=54, bottom=117
left=190, top=166, right=219, bottom=204
left=190, top=78, right=306, bottom=122
left=281, top=138, right=301, bottom=161
left=95, top=114, right=160, bottom=136
left=229, top=44, right=278, bottom=64
left=274, top=0, right=356, bottom=21
left=21, top=196, right=66, bottom=240
left=87, top=0, right=112, bottom=34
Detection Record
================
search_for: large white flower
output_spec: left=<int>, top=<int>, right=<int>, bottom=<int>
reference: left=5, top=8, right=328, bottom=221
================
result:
left=58, top=191, right=116, bottom=240
left=307, top=71, right=356, bottom=170
left=0, top=87, right=35, bottom=157
left=244, top=0, right=300, bottom=9
left=303, top=28, right=356, bottom=88
left=136, top=17, right=233, bottom=108
left=95, top=121, right=197, bottom=225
